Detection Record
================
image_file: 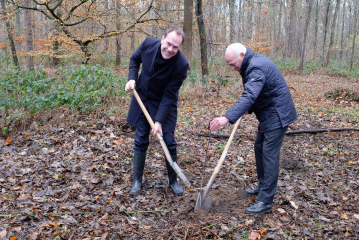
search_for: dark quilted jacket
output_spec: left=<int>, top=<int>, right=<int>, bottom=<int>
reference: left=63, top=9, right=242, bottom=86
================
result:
left=224, top=48, right=297, bottom=131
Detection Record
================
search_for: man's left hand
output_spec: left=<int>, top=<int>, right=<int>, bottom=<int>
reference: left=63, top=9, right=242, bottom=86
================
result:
left=152, top=122, right=163, bottom=136
left=210, top=116, right=229, bottom=131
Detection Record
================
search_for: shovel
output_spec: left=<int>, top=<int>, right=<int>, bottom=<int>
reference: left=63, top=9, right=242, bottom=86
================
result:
left=132, top=89, right=191, bottom=188
left=195, top=116, right=242, bottom=211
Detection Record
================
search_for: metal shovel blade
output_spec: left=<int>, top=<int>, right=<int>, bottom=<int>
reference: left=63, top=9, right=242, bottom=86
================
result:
left=194, top=190, right=213, bottom=211
left=171, top=161, right=190, bottom=188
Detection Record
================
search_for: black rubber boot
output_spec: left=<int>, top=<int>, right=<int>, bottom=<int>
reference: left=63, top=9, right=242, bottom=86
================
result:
left=130, top=151, right=146, bottom=195
left=165, top=154, right=184, bottom=196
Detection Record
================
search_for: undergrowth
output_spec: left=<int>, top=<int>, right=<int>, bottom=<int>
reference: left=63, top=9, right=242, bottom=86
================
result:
left=0, top=64, right=127, bottom=130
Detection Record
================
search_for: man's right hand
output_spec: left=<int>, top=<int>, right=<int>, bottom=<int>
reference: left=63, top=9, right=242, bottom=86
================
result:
left=125, top=80, right=136, bottom=92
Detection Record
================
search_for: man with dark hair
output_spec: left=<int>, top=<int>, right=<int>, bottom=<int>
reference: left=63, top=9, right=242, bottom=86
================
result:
left=210, top=43, right=297, bottom=215
left=125, top=26, right=189, bottom=196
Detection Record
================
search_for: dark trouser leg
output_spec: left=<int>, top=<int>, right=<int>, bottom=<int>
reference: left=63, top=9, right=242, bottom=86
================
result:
left=254, top=128, right=265, bottom=189
left=131, top=113, right=151, bottom=195
left=256, top=126, right=288, bottom=204
left=163, top=132, right=183, bottom=196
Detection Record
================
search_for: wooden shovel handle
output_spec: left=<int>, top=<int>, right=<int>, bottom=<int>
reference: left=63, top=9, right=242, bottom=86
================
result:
left=132, top=89, right=170, bottom=155
left=202, top=117, right=242, bottom=196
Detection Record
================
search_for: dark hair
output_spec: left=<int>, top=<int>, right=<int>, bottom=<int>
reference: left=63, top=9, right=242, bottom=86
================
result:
left=163, top=26, right=185, bottom=45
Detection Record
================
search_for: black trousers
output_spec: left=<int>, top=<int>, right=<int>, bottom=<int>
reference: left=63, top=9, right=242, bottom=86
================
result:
left=255, top=126, right=288, bottom=204
left=133, top=113, right=177, bottom=156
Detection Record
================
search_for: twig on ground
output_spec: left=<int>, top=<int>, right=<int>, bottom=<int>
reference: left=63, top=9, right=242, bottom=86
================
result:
left=195, top=127, right=359, bottom=139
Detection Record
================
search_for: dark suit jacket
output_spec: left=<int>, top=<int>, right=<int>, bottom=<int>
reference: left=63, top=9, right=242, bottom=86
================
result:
left=126, top=37, right=189, bottom=133
left=224, top=48, right=297, bottom=131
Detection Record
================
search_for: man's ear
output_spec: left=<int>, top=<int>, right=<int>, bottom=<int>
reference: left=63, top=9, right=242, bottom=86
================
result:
left=240, top=52, right=245, bottom=57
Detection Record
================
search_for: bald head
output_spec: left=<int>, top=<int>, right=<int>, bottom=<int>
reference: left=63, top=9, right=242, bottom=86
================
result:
left=225, top=43, right=246, bottom=72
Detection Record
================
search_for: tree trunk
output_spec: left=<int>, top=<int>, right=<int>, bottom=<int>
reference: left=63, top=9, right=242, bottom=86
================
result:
left=229, top=0, right=235, bottom=43
left=299, top=0, right=313, bottom=70
left=116, top=38, right=121, bottom=69
left=115, top=6, right=121, bottom=69
left=319, top=0, right=331, bottom=68
left=350, top=3, right=358, bottom=69
left=237, top=0, right=242, bottom=41
left=102, top=0, right=109, bottom=53
left=312, top=0, right=319, bottom=58
left=0, top=0, right=20, bottom=69
left=182, top=0, right=193, bottom=70
left=275, top=0, right=283, bottom=58
left=195, top=0, right=208, bottom=78
left=25, top=0, right=34, bottom=70
left=285, top=0, right=296, bottom=59
left=325, top=0, right=341, bottom=67
left=339, top=0, right=346, bottom=60
left=130, top=31, right=135, bottom=53
left=52, top=12, right=62, bottom=68
left=15, top=8, right=21, bottom=52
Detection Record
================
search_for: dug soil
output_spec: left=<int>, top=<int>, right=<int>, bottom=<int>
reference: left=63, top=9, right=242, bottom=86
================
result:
left=175, top=188, right=248, bottom=221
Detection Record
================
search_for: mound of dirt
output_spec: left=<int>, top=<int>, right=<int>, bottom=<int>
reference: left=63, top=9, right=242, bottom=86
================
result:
left=175, top=188, right=248, bottom=221
left=280, top=149, right=305, bottom=172
left=325, top=88, right=359, bottom=102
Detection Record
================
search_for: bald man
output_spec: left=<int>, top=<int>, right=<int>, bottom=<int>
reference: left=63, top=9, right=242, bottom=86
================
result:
left=210, top=43, right=297, bottom=215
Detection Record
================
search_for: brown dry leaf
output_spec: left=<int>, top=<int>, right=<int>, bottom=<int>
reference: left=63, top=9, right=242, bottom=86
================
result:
left=248, top=232, right=261, bottom=240
left=341, top=213, right=348, bottom=219
left=0, top=229, right=7, bottom=238
left=101, top=232, right=109, bottom=240
left=113, top=139, right=123, bottom=146
left=290, top=201, right=298, bottom=209
left=19, top=194, right=29, bottom=200
left=13, top=227, right=21, bottom=233
left=28, top=232, right=39, bottom=240
left=5, top=138, right=12, bottom=145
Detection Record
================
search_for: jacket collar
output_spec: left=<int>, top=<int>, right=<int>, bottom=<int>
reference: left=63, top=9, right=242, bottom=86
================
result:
left=239, top=48, right=255, bottom=76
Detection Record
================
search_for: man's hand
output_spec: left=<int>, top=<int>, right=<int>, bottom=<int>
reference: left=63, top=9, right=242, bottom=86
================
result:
left=152, top=122, right=163, bottom=136
left=210, top=116, right=230, bottom=131
left=125, top=80, right=136, bottom=92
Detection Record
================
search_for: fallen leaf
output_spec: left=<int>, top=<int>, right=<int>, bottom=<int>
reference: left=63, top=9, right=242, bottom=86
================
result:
left=248, top=232, right=260, bottom=240
left=245, top=219, right=254, bottom=226
left=13, top=227, right=21, bottom=232
left=10, top=236, right=17, bottom=240
left=262, top=234, right=281, bottom=240
left=5, top=138, right=12, bottom=145
left=318, top=215, right=331, bottom=222
left=221, top=224, right=229, bottom=231
left=101, top=232, right=108, bottom=240
left=113, top=139, right=122, bottom=146
left=354, top=214, right=359, bottom=219
left=290, top=201, right=298, bottom=209
left=0, top=229, right=7, bottom=238
left=341, top=213, right=348, bottom=219
left=277, top=208, right=286, bottom=214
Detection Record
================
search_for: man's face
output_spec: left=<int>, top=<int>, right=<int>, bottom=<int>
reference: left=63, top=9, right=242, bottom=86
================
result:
left=161, top=31, right=182, bottom=59
left=225, top=50, right=245, bottom=72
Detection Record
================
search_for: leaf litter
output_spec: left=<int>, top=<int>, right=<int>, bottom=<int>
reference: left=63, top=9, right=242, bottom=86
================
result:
left=0, top=74, right=358, bottom=239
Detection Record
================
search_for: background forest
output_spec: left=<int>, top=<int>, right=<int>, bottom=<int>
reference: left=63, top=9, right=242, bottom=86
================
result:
left=0, top=0, right=359, bottom=239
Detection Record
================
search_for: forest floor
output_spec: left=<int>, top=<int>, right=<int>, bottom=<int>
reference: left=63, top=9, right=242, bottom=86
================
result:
left=1, top=73, right=359, bottom=240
